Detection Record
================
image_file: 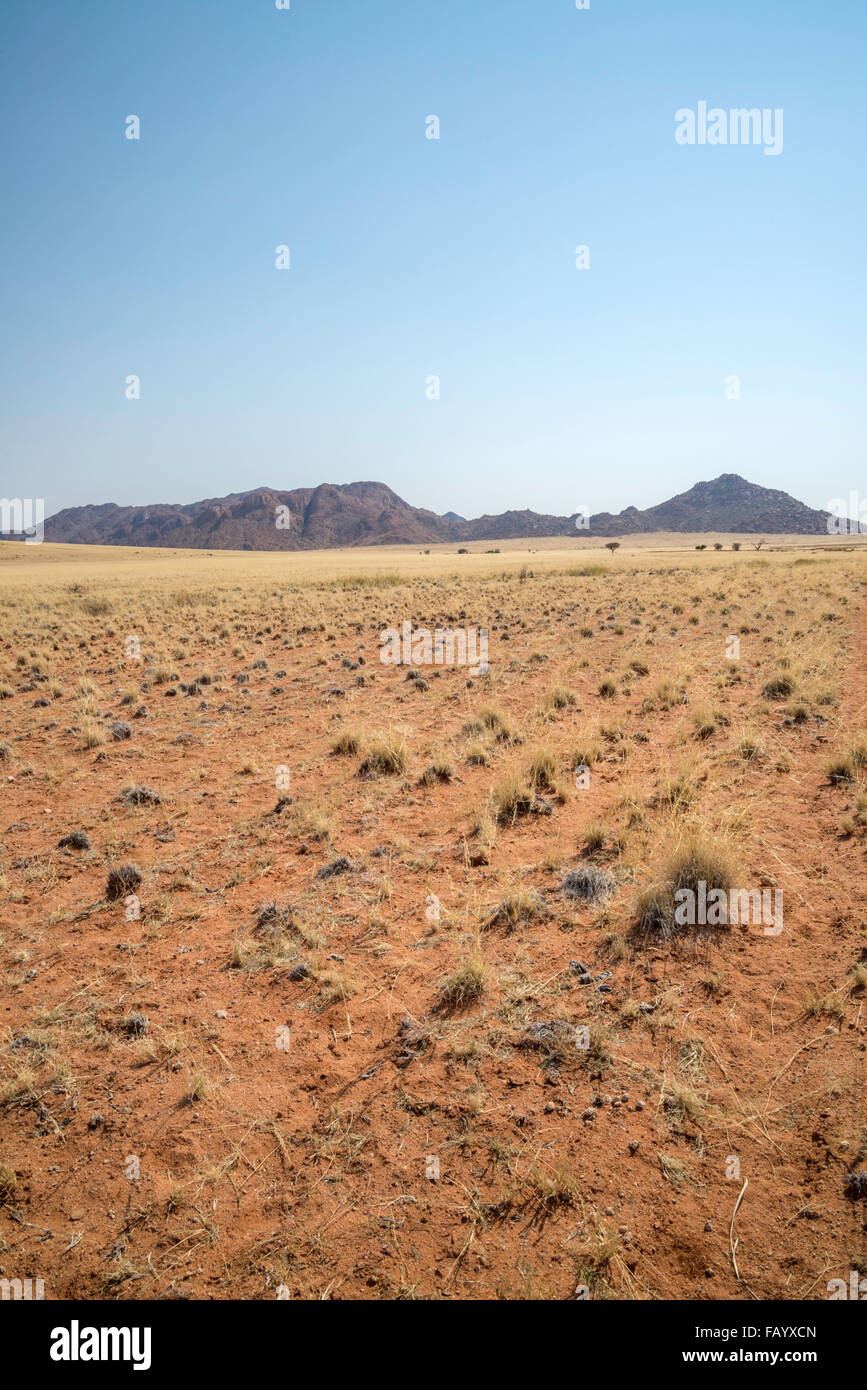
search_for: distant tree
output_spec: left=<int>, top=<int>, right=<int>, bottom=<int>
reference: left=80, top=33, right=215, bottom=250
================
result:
left=731, top=542, right=741, bottom=551
left=695, top=544, right=707, bottom=550
left=605, top=542, right=620, bottom=553
left=752, top=539, right=765, bottom=551
left=713, top=543, right=723, bottom=551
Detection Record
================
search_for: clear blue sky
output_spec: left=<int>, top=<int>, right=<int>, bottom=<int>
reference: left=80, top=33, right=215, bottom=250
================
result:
left=2, top=1, right=865, bottom=521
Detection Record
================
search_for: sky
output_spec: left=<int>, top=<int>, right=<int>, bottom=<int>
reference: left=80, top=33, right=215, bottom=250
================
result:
left=1, top=0, right=865, bottom=522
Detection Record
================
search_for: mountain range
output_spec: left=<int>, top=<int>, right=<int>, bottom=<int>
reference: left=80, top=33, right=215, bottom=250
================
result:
left=38, top=474, right=837, bottom=550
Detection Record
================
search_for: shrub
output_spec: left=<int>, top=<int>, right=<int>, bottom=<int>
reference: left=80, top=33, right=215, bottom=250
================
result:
left=358, top=730, right=408, bottom=777
left=545, top=684, right=577, bottom=711
left=562, top=865, right=615, bottom=902
left=331, top=729, right=361, bottom=755
left=106, top=863, right=142, bottom=901
left=438, top=954, right=486, bottom=1009
left=492, top=771, right=544, bottom=823
left=462, top=707, right=515, bottom=743
left=634, top=835, right=736, bottom=939
left=486, top=888, right=549, bottom=931
left=762, top=675, right=794, bottom=700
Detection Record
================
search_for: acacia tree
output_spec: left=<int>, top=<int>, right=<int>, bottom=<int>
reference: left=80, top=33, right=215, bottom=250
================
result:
left=605, top=541, right=620, bottom=553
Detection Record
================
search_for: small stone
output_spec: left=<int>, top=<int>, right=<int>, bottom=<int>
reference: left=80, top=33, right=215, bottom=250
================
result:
left=88, top=1113, right=105, bottom=1130
left=628, top=1140, right=639, bottom=1153
left=215, top=1010, right=227, bottom=1019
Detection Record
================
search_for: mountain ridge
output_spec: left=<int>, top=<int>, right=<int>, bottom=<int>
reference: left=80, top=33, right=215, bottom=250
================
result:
left=37, top=474, right=836, bottom=550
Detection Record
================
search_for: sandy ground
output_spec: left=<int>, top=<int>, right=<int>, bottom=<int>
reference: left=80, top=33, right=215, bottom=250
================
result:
left=0, top=539, right=865, bottom=1300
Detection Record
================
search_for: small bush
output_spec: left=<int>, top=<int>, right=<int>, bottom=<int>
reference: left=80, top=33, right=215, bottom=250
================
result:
left=487, top=888, right=549, bottom=931
left=462, top=707, right=515, bottom=743
left=545, top=685, right=577, bottom=711
left=762, top=675, right=794, bottom=700
left=438, top=954, right=486, bottom=1009
left=331, top=729, right=361, bottom=756
left=634, top=835, right=736, bottom=939
left=562, top=866, right=615, bottom=902
left=106, top=863, right=142, bottom=902
left=359, top=730, right=408, bottom=777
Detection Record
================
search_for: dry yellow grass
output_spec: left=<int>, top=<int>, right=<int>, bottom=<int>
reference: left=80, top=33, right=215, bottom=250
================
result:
left=0, top=533, right=864, bottom=1303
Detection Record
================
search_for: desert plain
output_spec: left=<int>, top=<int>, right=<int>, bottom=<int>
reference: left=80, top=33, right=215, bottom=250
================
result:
left=0, top=534, right=865, bottom=1300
